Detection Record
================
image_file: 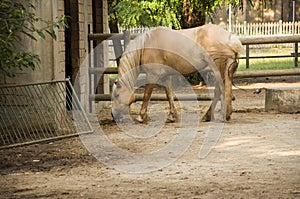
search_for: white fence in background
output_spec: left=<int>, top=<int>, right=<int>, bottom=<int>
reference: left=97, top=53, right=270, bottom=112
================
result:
left=225, top=21, right=300, bottom=36
left=118, top=21, right=299, bottom=49
left=120, top=21, right=300, bottom=36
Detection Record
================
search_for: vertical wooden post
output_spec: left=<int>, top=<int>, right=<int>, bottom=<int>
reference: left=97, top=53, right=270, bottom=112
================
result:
left=88, top=24, right=92, bottom=112
left=112, top=37, right=123, bottom=66
left=123, top=30, right=131, bottom=51
left=295, top=42, right=298, bottom=67
left=246, top=45, right=250, bottom=69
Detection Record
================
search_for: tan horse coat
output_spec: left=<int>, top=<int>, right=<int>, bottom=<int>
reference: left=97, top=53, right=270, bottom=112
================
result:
left=111, top=24, right=243, bottom=122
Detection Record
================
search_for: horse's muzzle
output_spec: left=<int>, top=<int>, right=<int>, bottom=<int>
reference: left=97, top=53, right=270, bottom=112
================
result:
left=111, top=110, right=122, bottom=122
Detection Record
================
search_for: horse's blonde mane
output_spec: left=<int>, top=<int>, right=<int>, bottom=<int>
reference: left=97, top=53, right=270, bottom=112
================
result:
left=118, top=31, right=151, bottom=91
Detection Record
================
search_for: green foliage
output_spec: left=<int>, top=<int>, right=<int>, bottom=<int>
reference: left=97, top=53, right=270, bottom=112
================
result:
left=114, top=0, right=182, bottom=29
left=111, top=0, right=259, bottom=29
left=0, top=0, right=67, bottom=77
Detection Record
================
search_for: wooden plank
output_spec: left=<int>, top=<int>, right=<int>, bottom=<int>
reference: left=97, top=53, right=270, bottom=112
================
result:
left=234, top=68, right=300, bottom=78
left=88, top=33, right=139, bottom=41
left=239, top=35, right=300, bottom=45
left=91, top=94, right=212, bottom=102
left=88, top=33, right=121, bottom=41
left=89, top=67, right=118, bottom=74
left=88, top=67, right=300, bottom=78
left=240, top=55, right=293, bottom=59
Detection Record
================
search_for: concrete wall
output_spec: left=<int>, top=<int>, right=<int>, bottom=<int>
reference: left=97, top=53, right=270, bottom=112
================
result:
left=1, top=0, right=66, bottom=85
left=265, top=87, right=300, bottom=113
left=0, top=0, right=97, bottom=84
left=0, top=0, right=109, bottom=112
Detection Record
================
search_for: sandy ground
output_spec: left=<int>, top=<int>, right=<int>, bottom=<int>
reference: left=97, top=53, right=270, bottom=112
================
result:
left=0, top=77, right=299, bottom=198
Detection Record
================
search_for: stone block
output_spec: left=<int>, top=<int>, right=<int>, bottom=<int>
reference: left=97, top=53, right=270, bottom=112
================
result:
left=265, top=87, right=300, bottom=113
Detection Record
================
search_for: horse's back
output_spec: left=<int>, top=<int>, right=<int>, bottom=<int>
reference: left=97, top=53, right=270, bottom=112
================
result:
left=141, top=27, right=211, bottom=75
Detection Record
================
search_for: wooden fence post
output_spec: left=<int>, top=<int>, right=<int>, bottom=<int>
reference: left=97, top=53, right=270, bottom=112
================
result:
left=295, top=42, right=298, bottom=67
left=123, top=30, right=131, bottom=50
left=246, top=45, right=250, bottom=69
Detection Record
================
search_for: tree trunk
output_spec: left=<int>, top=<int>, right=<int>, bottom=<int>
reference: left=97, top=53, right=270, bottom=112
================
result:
left=109, top=17, right=119, bottom=33
left=180, top=0, right=206, bottom=29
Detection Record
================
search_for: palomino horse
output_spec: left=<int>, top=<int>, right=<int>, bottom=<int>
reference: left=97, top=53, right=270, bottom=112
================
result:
left=111, top=24, right=243, bottom=122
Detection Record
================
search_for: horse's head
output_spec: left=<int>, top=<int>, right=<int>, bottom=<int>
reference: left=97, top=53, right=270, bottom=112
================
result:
left=111, top=79, right=135, bottom=122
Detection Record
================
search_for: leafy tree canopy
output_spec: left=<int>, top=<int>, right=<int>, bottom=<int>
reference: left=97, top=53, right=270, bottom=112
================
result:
left=113, top=0, right=182, bottom=29
left=111, top=0, right=248, bottom=29
left=110, top=0, right=270, bottom=29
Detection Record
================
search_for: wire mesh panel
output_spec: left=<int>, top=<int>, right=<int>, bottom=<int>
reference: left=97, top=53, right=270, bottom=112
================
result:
left=0, top=79, right=93, bottom=148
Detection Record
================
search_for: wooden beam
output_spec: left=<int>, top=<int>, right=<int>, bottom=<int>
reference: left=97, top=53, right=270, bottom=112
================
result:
left=88, top=33, right=138, bottom=41
left=234, top=68, right=300, bottom=78
left=91, top=94, right=212, bottom=102
left=239, top=35, right=300, bottom=45
left=89, top=67, right=118, bottom=74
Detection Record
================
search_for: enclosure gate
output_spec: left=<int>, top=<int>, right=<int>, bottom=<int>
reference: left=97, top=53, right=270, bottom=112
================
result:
left=0, top=79, right=93, bottom=149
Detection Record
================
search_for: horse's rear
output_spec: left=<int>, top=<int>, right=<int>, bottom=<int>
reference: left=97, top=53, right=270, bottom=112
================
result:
left=194, top=24, right=243, bottom=120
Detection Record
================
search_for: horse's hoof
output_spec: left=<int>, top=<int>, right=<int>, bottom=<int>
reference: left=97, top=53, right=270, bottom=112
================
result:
left=201, top=114, right=211, bottom=122
left=166, top=118, right=176, bottom=123
left=135, top=115, right=149, bottom=123
left=165, top=114, right=176, bottom=123
left=135, top=115, right=144, bottom=123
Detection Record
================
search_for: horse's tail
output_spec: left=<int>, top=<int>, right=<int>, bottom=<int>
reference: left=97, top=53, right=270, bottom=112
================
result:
left=227, top=34, right=244, bottom=90
left=227, top=33, right=243, bottom=82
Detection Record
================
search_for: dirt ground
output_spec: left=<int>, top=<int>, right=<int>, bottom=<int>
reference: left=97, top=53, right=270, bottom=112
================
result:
left=0, top=76, right=300, bottom=198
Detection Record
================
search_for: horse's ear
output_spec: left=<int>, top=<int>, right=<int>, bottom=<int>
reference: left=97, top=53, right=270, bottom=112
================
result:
left=114, top=80, right=121, bottom=88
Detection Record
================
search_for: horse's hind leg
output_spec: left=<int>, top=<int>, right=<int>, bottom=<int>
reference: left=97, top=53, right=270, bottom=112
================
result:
left=164, top=80, right=177, bottom=123
left=136, top=83, right=155, bottom=123
left=202, top=83, right=224, bottom=122
left=202, top=89, right=218, bottom=122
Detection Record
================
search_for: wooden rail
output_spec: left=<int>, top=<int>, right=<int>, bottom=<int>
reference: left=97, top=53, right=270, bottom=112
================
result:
left=88, top=32, right=300, bottom=44
left=88, top=32, right=138, bottom=41
left=90, top=94, right=212, bottom=102
left=89, top=67, right=118, bottom=74
left=234, top=68, right=300, bottom=78
left=239, top=35, right=300, bottom=44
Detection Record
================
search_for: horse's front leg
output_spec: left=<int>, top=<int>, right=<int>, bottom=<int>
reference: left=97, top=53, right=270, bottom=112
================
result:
left=164, top=80, right=177, bottom=123
left=136, top=83, right=155, bottom=123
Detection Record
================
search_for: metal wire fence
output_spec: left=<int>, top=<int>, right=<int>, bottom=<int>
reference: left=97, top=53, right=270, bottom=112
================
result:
left=0, top=79, right=93, bottom=149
